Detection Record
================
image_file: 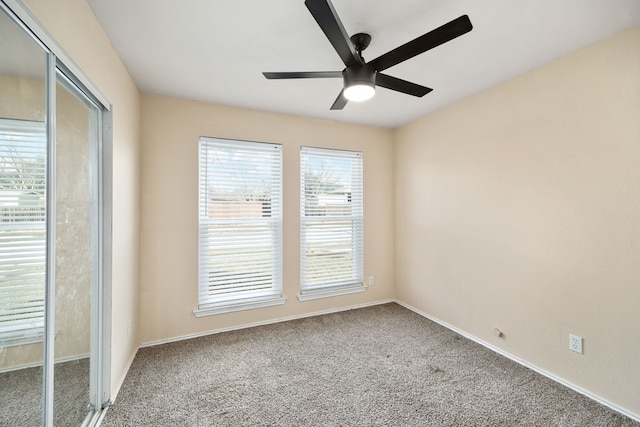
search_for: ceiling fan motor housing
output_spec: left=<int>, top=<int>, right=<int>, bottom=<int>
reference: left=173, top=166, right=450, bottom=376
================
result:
left=343, top=64, right=376, bottom=88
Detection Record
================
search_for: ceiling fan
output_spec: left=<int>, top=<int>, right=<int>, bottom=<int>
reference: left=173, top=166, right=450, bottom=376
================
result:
left=263, top=0, right=473, bottom=110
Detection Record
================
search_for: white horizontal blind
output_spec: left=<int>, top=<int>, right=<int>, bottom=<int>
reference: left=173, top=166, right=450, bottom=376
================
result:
left=0, top=118, right=46, bottom=344
left=300, top=147, right=363, bottom=292
left=198, top=137, right=282, bottom=307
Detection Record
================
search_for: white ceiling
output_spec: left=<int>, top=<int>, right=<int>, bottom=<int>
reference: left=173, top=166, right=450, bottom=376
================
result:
left=87, top=0, right=640, bottom=128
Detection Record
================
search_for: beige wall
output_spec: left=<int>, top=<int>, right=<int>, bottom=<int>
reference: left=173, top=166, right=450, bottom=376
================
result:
left=395, top=25, right=640, bottom=416
left=54, top=80, right=92, bottom=362
left=139, top=95, right=395, bottom=344
left=22, top=0, right=142, bottom=396
left=0, top=75, right=45, bottom=120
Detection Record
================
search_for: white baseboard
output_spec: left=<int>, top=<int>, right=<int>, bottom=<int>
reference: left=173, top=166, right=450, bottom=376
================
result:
left=141, top=299, right=395, bottom=348
left=394, top=299, right=640, bottom=423
left=0, top=352, right=89, bottom=374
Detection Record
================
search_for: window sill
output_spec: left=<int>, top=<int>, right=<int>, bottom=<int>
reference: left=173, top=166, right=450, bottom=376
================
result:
left=193, top=295, right=287, bottom=317
left=297, top=284, right=365, bottom=302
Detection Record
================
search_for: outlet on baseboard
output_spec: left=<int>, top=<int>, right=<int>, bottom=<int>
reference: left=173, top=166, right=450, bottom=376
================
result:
left=569, top=334, right=583, bottom=354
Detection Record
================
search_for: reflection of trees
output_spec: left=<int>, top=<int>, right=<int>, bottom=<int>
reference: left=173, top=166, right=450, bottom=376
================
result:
left=0, top=146, right=46, bottom=193
left=0, top=123, right=47, bottom=344
left=1, top=146, right=46, bottom=223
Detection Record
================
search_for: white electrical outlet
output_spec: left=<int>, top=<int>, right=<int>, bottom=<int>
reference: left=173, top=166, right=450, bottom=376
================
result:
left=127, top=320, right=132, bottom=337
left=569, top=334, right=583, bottom=354
left=368, top=276, right=375, bottom=286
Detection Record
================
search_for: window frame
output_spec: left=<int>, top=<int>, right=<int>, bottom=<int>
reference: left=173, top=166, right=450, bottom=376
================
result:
left=194, top=137, right=285, bottom=317
left=299, top=146, right=364, bottom=301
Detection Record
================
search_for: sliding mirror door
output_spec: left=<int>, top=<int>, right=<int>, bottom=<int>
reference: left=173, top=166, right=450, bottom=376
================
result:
left=0, top=7, right=47, bottom=426
left=53, top=73, right=101, bottom=426
left=0, top=2, right=110, bottom=425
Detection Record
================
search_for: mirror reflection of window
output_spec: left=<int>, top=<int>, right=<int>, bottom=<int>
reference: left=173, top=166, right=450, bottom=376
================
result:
left=0, top=118, right=47, bottom=347
left=0, top=5, right=48, bottom=425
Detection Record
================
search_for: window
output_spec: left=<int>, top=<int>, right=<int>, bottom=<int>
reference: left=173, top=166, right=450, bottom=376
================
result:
left=0, top=118, right=46, bottom=345
left=300, top=147, right=363, bottom=300
left=196, top=137, right=285, bottom=316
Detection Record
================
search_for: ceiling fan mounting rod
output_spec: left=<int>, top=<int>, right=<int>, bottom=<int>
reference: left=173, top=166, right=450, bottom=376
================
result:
left=350, top=32, right=372, bottom=55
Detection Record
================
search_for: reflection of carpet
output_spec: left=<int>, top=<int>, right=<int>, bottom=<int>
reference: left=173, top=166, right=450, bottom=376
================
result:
left=104, top=303, right=637, bottom=426
left=0, top=357, right=90, bottom=426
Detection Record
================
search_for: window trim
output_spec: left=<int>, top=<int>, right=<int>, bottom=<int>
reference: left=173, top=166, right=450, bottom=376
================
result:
left=195, top=137, right=285, bottom=316
left=297, top=284, right=365, bottom=302
left=193, top=295, right=286, bottom=317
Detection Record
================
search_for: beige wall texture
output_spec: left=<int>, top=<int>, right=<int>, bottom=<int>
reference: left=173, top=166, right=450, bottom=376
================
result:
left=394, top=25, right=640, bottom=417
left=22, top=0, right=142, bottom=396
left=139, top=95, right=395, bottom=344
left=54, top=80, right=92, bottom=362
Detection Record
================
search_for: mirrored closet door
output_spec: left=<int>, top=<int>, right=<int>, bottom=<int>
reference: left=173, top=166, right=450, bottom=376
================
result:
left=0, top=6, right=47, bottom=425
left=52, top=71, right=101, bottom=427
left=0, top=2, right=110, bottom=426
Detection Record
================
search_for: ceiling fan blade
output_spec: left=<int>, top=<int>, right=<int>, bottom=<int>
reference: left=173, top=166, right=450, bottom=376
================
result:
left=369, top=15, right=472, bottom=72
left=375, top=73, right=433, bottom=97
left=330, top=89, right=348, bottom=110
left=305, top=0, right=363, bottom=67
left=263, top=71, right=343, bottom=79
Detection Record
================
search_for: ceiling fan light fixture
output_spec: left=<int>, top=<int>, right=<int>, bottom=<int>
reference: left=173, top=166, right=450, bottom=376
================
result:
left=344, top=83, right=375, bottom=102
left=343, top=64, right=376, bottom=102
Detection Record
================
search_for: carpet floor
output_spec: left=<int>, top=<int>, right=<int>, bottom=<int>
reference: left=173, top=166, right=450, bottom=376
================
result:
left=103, top=303, right=637, bottom=426
left=0, top=357, right=90, bottom=426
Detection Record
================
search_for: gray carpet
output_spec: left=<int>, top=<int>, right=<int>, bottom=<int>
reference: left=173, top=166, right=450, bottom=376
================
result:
left=103, top=303, right=637, bottom=426
left=0, top=357, right=90, bottom=427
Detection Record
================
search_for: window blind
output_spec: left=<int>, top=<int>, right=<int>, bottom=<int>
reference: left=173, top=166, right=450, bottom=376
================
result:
left=0, top=118, right=46, bottom=345
left=300, top=147, right=363, bottom=292
left=198, top=137, right=282, bottom=308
